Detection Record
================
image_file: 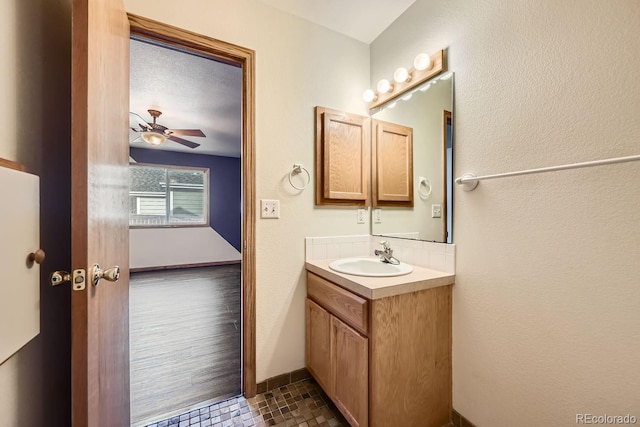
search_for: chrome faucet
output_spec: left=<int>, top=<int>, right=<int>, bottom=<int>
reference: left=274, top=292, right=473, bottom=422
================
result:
left=374, top=241, right=400, bottom=265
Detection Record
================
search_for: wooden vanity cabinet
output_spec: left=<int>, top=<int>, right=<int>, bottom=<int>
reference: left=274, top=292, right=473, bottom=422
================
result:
left=305, top=271, right=452, bottom=427
left=306, top=298, right=368, bottom=427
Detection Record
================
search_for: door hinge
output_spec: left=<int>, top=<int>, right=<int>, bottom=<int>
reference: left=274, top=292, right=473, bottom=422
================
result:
left=49, top=269, right=86, bottom=291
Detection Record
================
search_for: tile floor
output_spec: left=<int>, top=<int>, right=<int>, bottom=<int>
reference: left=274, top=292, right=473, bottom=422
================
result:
left=143, top=379, right=349, bottom=427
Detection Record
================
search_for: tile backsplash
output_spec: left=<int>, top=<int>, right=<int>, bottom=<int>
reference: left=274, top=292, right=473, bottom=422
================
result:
left=305, top=235, right=455, bottom=274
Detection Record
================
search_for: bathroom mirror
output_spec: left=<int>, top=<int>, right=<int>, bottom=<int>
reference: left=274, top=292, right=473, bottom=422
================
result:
left=370, top=72, right=453, bottom=243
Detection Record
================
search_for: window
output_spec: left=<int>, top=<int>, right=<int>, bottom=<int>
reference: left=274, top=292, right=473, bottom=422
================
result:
left=129, top=163, right=209, bottom=227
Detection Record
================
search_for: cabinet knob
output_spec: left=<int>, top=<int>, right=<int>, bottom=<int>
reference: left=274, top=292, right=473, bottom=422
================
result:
left=27, top=249, right=46, bottom=266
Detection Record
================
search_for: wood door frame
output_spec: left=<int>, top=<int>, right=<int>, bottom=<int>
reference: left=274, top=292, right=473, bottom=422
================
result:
left=128, top=14, right=257, bottom=397
left=442, top=110, right=452, bottom=243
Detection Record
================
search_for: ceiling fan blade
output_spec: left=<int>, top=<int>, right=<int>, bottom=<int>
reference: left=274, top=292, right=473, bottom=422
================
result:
left=129, top=112, right=151, bottom=131
left=168, top=135, right=200, bottom=149
left=166, top=129, right=206, bottom=137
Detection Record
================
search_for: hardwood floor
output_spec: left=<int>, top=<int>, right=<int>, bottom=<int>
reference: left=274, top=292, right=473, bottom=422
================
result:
left=130, top=265, right=242, bottom=426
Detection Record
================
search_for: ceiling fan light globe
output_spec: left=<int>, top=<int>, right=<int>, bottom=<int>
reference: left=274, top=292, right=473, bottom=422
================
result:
left=141, top=131, right=167, bottom=146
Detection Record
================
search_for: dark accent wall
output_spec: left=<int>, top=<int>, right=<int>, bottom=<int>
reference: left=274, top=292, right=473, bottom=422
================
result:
left=129, top=147, right=242, bottom=251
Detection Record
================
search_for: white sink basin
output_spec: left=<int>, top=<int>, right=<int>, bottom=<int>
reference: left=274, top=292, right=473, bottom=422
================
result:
left=328, top=257, right=413, bottom=277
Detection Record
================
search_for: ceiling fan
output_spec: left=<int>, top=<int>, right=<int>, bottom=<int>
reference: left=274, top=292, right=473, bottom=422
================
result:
left=129, top=109, right=205, bottom=149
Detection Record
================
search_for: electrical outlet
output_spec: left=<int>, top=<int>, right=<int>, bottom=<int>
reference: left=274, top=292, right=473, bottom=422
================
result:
left=357, top=208, right=366, bottom=224
left=431, top=204, right=442, bottom=218
left=374, top=208, right=382, bottom=224
left=260, top=199, right=280, bottom=218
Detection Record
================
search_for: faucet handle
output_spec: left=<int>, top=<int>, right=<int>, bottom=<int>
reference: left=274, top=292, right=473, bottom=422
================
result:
left=380, top=240, right=390, bottom=250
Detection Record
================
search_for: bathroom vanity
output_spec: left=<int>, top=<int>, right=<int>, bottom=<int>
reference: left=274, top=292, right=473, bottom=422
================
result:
left=305, top=259, right=454, bottom=427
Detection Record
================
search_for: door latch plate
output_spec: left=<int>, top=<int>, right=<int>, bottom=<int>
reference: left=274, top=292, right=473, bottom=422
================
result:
left=50, top=269, right=86, bottom=291
left=73, top=269, right=86, bottom=291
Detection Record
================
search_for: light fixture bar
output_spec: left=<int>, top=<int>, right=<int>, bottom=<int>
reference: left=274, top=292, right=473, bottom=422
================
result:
left=368, top=49, right=446, bottom=110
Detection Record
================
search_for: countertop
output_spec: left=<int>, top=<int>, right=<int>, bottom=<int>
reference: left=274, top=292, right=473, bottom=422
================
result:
left=305, top=259, right=455, bottom=300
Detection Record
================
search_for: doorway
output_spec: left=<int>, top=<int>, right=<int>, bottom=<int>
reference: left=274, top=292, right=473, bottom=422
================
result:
left=127, top=14, right=256, bottom=425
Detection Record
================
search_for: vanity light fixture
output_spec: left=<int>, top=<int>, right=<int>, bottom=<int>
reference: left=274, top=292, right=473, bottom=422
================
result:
left=393, top=67, right=410, bottom=83
left=363, top=49, right=446, bottom=109
left=413, top=53, right=432, bottom=71
left=376, top=79, right=393, bottom=94
left=362, top=89, right=377, bottom=103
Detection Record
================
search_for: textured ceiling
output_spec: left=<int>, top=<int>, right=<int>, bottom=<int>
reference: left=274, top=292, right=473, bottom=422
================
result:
left=129, top=2, right=415, bottom=157
left=129, top=38, right=243, bottom=157
left=257, top=0, right=415, bottom=44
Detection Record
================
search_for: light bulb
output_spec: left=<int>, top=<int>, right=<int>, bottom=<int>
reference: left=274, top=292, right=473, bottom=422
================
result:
left=393, top=67, right=410, bottom=83
left=141, top=131, right=167, bottom=146
left=362, top=89, right=376, bottom=103
left=413, top=53, right=432, bottom=71
left=376, top=79, right=392, bottom=94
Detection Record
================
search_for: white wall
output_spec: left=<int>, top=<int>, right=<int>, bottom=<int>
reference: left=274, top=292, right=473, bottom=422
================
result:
left=372, top=1, right=640, bottom=426
left=124, top=0, right=371, bottom=381
left=130, top=227, right=241, bottom=269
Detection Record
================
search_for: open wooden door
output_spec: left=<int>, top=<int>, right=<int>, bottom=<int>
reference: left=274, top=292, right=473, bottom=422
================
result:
left=71, top=0, right=130, bottom=425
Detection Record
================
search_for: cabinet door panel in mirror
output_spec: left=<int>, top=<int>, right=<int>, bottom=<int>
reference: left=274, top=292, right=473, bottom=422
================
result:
left=371, top=73, right=453, bottom=243
left=373, top=119, right=414, bottom=206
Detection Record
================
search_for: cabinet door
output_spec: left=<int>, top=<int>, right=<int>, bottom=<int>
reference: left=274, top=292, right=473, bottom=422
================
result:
left=306, top=299, right=332, bottom=392
left=0, top=165, right=40, bottom=365
left=315, top=106, right=370, bottom=206
left=372, top=119, right=414, bottom=207
left=332, top=316, right=368, bottom=427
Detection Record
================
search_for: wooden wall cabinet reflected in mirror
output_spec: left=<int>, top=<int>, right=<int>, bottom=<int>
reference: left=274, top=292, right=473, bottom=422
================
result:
left=315, top=106, right=370, bottom=206
left=372, top=119, right=414, bottom=207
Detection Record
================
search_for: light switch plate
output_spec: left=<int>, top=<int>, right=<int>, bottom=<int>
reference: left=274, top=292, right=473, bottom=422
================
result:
left=374, top=208, right=382, bottom=224
left=431, top=204, right=442, bottom=218
left=261, top=199, right=280, bottom=219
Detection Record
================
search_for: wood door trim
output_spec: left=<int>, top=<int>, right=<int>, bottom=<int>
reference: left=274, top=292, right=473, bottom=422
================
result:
left=127, top=14, right=257, bottom=397
left=442, top=110, right=452, bottom=243
left=0, top=157, right=27, bottom=172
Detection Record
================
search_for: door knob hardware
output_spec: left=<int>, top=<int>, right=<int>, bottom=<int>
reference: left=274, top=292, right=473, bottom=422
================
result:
left=91, top=264, right=120, bottom=286
left=50, top=269, right=86, bottom=291
left=27, top=249, right=46, bottom=267
left=50, top=271, right=71, bottom=287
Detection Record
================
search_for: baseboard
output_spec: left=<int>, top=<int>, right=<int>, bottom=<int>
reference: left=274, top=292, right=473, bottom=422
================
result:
left=256, top=368, right=312, bottom=394
left=452, top=409, right=478, bottom=427
left=130, top=260, right=241, bottom=273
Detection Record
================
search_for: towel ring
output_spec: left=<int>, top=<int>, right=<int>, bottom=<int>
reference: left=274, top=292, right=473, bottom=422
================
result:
left=418, top=177, right=432, bottom=199
left=288, top=164, right=311, bottom=190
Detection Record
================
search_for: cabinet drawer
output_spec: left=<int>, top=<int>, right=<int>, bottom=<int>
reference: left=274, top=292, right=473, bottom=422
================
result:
left=307, top=272, right=369, bottom=335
